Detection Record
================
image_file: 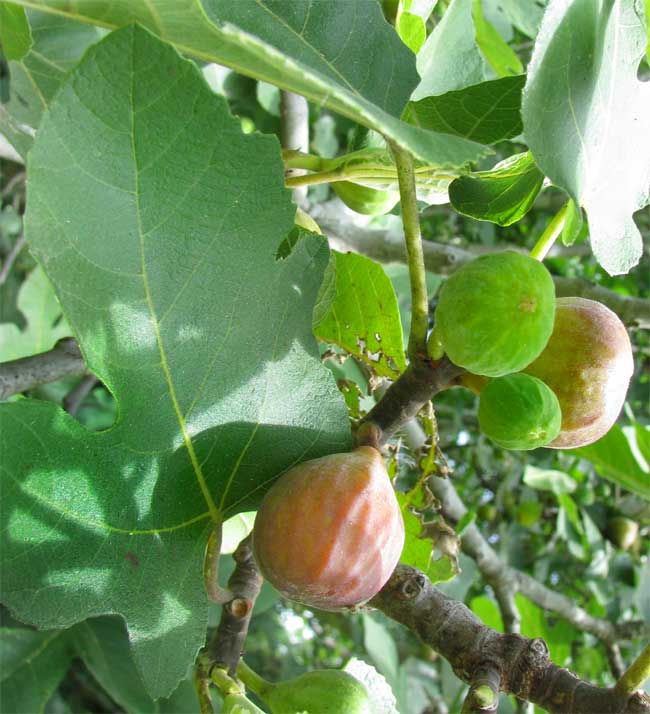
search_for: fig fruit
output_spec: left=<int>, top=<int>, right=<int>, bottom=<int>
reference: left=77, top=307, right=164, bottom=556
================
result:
left=253, top=447, right=404, bottom=611
left=606, top=517, right=639, bottom=550
left=332, top=181, right=399, bottom=215
left=266, top=670, right=371, bottom=714
left=435, top=251, right=555, bottom=377
left=524, top=297, right=634, bottom=448
left=478, top=373, right=562, bottom=450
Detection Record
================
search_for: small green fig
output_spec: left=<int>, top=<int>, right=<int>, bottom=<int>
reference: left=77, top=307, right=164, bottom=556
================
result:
left=253, top=447, right=404, bottom=611
left=435, top=252, right=555, bottom=377
left=266, top=670, right=371, bottom=714
left=332, top=181, right=399, bottom=215
left=478, top=373, right=562, bottom=450
left=606, top=517, right=639, bottom=550
left=524, top=297, right=634, bottom=448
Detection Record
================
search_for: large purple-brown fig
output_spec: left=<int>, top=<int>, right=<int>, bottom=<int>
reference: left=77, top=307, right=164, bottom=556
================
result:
left=524, top=297, right=633, bottom=449
left=252, top=447, right=404, bottom=611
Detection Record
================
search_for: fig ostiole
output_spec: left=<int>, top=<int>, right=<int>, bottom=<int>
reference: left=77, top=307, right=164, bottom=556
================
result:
left=478, top=373, right=562, bottom=450
left=434, top=251, right=556, bottom=377
left=252, top=446, right=404, bottom=612
left=524, top=297, right=634, bottom=448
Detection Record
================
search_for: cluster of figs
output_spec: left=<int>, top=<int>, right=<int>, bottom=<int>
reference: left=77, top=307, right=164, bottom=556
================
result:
left=247, top=251, right=634, bottom=712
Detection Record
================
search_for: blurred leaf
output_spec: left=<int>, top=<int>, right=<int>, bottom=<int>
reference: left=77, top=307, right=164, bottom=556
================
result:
left=313, top=252, right=406, bottom=378
left=523, top=465, right=577, bottom=495
left=362, top=615, right=399, bottom=683
left=0, top=627, right=75, bottom=714
left=522, top=0, right=650, bottom=275
left=497, top=0, right=546, bottom=39
left=449, top=152, right=544, bottom=226
left=414, top=0, right=487, bottom=98
left=515, top=594, right=578, bottom=667
left=403, top=75, right=525, bottom=144
left=470, top=595, right=504, bottom=631
left=633, top=422, right=650, bottom=466
left=0, top=3, right=32, bottom=60
left=575, top=425, right=650, bottom=501
left=636, top=559, right=650, bottom=624
left=0, top=265, right=70, bottom=361
left=472, top=0, right=523, bottom=76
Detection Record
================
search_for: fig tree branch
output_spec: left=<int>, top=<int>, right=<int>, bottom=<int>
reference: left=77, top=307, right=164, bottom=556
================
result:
left=206, top=535, right=263, bottom=677
left=371, top=565, right=650, bottom=714
left=367, top=367, right=650, bottom=646
left=313, top=209, right=650, bottom=329
left=0, top=337, right=88, bottom=400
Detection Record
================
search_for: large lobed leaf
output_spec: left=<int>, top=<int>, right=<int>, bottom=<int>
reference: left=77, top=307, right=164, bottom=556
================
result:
left=0, top=25, right=351, bottom=698
left=522, top=0, right=650, bottom=275
left=9, top=0, right=489, bottom=167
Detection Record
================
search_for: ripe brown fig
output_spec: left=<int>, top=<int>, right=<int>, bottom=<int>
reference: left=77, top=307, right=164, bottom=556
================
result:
left=252, top=447, right=404, bottom=611
left=524, top=297, right=633, bottom=449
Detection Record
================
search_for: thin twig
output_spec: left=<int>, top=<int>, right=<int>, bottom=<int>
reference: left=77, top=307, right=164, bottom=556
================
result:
left=0, top=233, right=26, bottom=286
left=63, top=374, right=98, bottom=416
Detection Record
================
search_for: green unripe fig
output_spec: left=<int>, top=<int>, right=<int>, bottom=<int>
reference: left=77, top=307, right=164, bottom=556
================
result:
left=524, top=297, right=634, bottom=448
left=332, top=181, right=399, bottom=215
left=435, top=251, right=555, bottom=377
left=606, top=517, right=639, bottom=550
left=478, top=373, right=562, bottom=450
left=253, top=447, right=405, bottom=611
left=516, top=500, right=543, bottom=527
left=267, top=670, right=371, bottom=714
left=477, top=504, right=497, bottom=521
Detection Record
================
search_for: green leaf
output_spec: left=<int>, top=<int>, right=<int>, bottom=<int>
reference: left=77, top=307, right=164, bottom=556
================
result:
left=0, top=627, right=75, bottom=714
left=449, top=152, right=544, bottom=225
left=522, top=0, right=650, bottom=275
left=515, top=594, right=578, bottom=667
left=472, top=0, right=523, bottom=76
left=1, top=26, right=350, bottom=698
left=0, top=265, right=70, bottom=361
left=73, top=617, right=199, bottom=713
left=397, top=12, right=426, bottom=54
left=523, top=465, right=577, bottom=495
left=363, top=615, right=399, bottom=683
left=313, top=252, right=406, bottom=378
left=0, top=10, right=102, bottom=158
left=634, top=423, right=650, bottom=466
left=13, top=0, right=489, bottom=168
left=414, top=0, right=487, bottom=98
left=497, top=0, right=546, bottom=39
left=470, top=595, right=503, bottom=631
left=575, top=425, right=650, bottom=501
left=0, top=2, right=32, bottom=60
left=397, top=493, right=460, bottom=584
left=403, top=75, right=525, bottom=145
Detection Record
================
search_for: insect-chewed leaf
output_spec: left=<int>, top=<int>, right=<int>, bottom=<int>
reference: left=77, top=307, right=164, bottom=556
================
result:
left=0, top=25, right=350, bottom=699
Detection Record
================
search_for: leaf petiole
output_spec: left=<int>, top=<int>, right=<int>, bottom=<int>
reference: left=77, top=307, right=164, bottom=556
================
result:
left=529, top=202, right=569, bottom=261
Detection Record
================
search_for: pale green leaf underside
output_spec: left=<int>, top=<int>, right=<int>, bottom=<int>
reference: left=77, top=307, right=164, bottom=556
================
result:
left=11, top=0, right=489, bottom=167
left=522, top=0, right=650, bottom=275
left=314, top=252, right=406, bottom=379
left=1, top=25, right=350, bottom=698
left=0, top=266, right=69, bottom=361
